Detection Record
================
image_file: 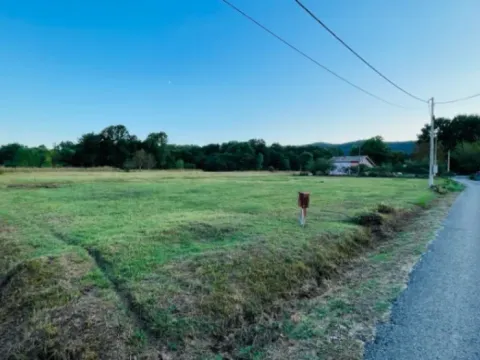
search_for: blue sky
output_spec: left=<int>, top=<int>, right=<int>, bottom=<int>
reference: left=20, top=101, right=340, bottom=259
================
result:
left=1, top=0, right=479, bottom=147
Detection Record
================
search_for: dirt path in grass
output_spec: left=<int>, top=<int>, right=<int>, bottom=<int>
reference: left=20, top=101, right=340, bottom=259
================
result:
left=365, top=179, right=480, bottom=360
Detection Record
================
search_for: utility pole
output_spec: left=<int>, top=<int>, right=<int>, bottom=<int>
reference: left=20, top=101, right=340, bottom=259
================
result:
left=447, top=150, right=451, bottom=173
left=428, top=98, right=435, bottom=187
left=434, top=129, right=438, bottom=175
left=357, top=141, right=362, bottom=176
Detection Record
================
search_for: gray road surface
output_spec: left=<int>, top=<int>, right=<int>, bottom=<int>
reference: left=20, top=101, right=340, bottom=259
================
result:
left=365, top=179, right=480, bottom=360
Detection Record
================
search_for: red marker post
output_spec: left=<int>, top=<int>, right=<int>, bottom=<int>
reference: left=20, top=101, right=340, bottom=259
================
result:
left=298, top=192, right=310, bottom=226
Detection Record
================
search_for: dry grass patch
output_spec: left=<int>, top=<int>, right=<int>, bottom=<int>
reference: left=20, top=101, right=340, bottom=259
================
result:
left=0, top=252, right=149, bottom=360
left=6, top=182, right=63, bottom=189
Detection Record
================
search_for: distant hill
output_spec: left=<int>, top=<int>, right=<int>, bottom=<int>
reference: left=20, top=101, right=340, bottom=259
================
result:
left=311, top=140, right=416, bottom=155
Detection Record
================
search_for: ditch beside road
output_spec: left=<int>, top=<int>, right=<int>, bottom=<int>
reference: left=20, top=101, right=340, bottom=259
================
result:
left=365, top=178, right=480, bottom=360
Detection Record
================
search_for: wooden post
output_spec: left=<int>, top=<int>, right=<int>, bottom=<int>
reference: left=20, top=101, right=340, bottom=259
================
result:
left=298, top=192, right=310, bottom=226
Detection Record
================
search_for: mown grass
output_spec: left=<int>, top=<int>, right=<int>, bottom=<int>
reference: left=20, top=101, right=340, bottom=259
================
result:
left=262, top=193, right=457, bottom=360
left=0, top=171, right=449, bottom=359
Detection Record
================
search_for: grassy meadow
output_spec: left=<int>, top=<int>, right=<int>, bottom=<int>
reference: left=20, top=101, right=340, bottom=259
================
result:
left=0, top=171, right=443, bottom=359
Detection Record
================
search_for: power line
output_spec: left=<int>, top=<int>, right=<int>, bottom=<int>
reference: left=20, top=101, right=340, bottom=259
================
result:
left=294, top=0, right=429, bottom=104
left=437, top=93, right=480, bottom=105
left=221, top=0, right=413, bottom=109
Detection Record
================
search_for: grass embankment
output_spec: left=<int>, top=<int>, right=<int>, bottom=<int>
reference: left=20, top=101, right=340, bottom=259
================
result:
left=0, top=171, right=458, bottom=359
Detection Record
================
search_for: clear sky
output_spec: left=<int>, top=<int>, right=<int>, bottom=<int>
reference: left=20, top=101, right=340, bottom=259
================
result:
left=1, top=0, right=479, bottom=147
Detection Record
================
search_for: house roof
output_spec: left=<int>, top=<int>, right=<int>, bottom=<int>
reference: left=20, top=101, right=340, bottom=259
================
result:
left=332, top=156, right=376, bottom=166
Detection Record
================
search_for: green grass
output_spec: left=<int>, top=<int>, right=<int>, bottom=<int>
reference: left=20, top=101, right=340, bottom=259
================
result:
left=0, top=171, right=448, bottom=359
left=261, top=194, right=457, bottom=360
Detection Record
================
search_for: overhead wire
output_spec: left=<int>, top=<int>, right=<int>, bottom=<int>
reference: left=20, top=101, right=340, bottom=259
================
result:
left=436, top=93, right=480, bottom=105
left=221, top=0, right=414, bottom=109
left=294, top=0, right=429, bottom=104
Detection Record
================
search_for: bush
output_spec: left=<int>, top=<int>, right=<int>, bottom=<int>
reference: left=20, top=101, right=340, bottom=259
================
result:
left=395, top=160, right=429, bottom=176
left=353, top=212, right=384, bottom=226
left=443, top=179, right=464, bottom=192
left=377, top=203, right=395, bottom=214
left=122, top=159, right=135, bottom=171
left=431, top=185, right=448, bottom=194
left=268, top=166, right=275, bottom=172
left=308, top=158, right=334, bottom=175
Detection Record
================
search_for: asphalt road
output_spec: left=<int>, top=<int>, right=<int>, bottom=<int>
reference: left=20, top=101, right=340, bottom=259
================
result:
left=365, top=179, right=480, bottom=360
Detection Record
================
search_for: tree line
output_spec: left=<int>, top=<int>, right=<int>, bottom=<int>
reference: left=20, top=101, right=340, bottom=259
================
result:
left=416, top=114, right=480, bottom=174
left=1, top=114, right=479, bottom=174
left=0, top=125, right=344, bottom=171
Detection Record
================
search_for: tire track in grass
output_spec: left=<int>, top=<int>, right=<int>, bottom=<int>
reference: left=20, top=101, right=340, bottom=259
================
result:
left=49, top=229, right=158, bottom=348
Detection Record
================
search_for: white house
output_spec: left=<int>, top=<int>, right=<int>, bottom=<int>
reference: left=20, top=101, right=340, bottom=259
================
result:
left=330, top=156, right=375, bottom=175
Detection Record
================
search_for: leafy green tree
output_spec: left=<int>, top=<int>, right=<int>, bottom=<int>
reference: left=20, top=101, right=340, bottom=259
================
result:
left=452, top=142, right=480, bottom=174
left=52, top=141, right=77, bottom=166
left=390, top=151, right=408, bottom=165
left=175, top=159, right=185, bottom=169
left=144, top=132, right=168, bottom=168
left=76, top=133, right=102, bottom=167
left=299, top=152, right=313, bottom=170
left=0, top=143, right=24, bottom=166
left=281, top=157, right=291, bottom=171
left=98, top=125, right=132, bottom=168
left=309, top=157, right=335, bottom=175
left=351, top=136, right=390, bottom=165
left=255, top=153, right=264, bottom=170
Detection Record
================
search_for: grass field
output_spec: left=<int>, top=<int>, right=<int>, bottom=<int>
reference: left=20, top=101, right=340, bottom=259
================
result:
left=0, top=171, right=446, bottom=359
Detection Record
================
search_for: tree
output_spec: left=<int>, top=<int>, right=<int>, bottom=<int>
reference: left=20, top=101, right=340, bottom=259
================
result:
left=390, top=151, right=408, bottom=165
left=52, top=141, right=77, bottom=166
left=132, top=149, right=148, bottom=170
left=145, top=132, right=168, bottom=168
left=146, top=154, right=156, bottom=169
left=418, top=115, right=480, bottom=153
left=76, top=133, right=102, bottom=167
left=309, top=157, right=335, bottom=175
left=255, top=153, right=264, bottom=170
left=299, top=152, right=313, bottom=171
left=175, top=159, right=185, bottom=169
left=281, top=157, right=291, bottom=171
left=352, top=136, right=390, bottom=165
left=98, top=125, right=132, bottom=168
left=129, top=149, right=156, bottom=170
left=451, top=142, right=480, bottom=174
left=0, top=143, right=24, bottom=166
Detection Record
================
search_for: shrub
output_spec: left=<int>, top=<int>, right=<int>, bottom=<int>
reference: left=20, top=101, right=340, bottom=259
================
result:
left=353, top=212, right=384, bottom=226
left=377, top=203, right=395, bottom=214
left=443, top=179, right=464, bottom=192
left=431, top=185, right=448, bottom=195
left=309, top=158, right=335, bottom=175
